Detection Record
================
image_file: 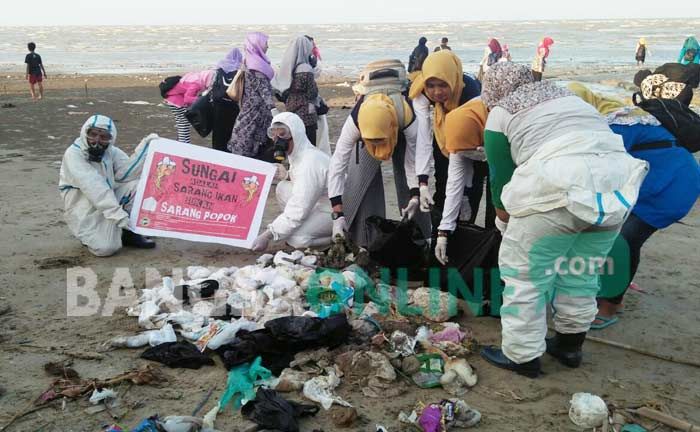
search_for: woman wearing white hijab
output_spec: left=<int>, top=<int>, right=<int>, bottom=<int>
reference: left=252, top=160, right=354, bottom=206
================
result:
left=272, top=36, right=319, bottom=143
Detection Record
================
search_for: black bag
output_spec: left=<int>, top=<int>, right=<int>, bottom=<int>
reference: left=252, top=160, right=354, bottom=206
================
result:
left=210, top=68, right=237, bottom=104
left=241, top=388, right=319, bottom=432
left=365, top=216, right=428, bottom=270
left=317, top=98, right=329, bottom=115
left=159, top=75, right=181, bottom=98
left=185, top=92, right=214, bottom=137
left=425, top=222, right=503, bottom=317
left=633, top=93, right=700, bottom=153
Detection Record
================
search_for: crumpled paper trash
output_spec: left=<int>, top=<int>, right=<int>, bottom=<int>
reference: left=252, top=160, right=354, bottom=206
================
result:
left=302, top=369, right=352, bottom=410
left=410, top=287, right=458, bottom=322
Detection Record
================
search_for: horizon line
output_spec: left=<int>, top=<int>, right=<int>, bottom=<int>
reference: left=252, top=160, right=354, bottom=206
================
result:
left=2, top=16, right=698, bottom=27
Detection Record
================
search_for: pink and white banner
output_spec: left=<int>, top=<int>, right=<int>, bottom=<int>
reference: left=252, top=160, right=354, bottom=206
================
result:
left=129, top=138, right=275, bottom=249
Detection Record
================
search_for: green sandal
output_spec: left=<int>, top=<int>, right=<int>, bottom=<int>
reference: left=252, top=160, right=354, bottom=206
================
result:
left=590, top=315, right=619, bottom=330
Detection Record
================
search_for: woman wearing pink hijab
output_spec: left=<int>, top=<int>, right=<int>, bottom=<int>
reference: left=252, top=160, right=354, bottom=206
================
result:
left=531, top=37, right=554, bottom=81
left=228, top=32, right=276, bottom=159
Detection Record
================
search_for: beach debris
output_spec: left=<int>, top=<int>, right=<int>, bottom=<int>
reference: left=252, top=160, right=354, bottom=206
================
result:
left=331, top=406, right=358, bottom=428
left=274, top=369, right=314, bottom=393
left=140, top=341, right=215, bottom=369
left=405, top=399, right=481, bottom=431
left=412, top=353, right=445, bottom=389
left=241, top=388, right=319, bottom=432
left=108, top=323, right=177, bottom=349
left=632, top=407, right=699, bottom=431
left=411, top=288, right=458, bottom=322
left=335, top=350, right=403, bottom=398
left=389, top=330, right=417, bottom=356
left=440, top=358, right=477, bottom=396
left=218, top=357, right=273, bottom=411
left=302, top=369, right=351, bottom=410
left=159, top=416, right=203, bottom=432
left=43, top=361, right=79, bottom=379
left=89, top=388, right=117, bottom=405
left=569, top=393, right=608, bottom=428
left=66, top=104, right=78, bottom=108
left=1, top=103, right=16, bottom=108
left=36, top=364, right=165, bottom=405
left=123, top=100, right=151, bottom=105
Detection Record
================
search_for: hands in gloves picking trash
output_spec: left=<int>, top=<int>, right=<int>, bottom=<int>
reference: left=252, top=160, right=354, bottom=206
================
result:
left=332, top=216, right=347, bottom=240
left=402, top=197, right=421, bottom=221
left=419, top=184, right=434, bottom=212
left=252, top=230, right=274, bottom=252
left=435, top=235, right=449, bottom=265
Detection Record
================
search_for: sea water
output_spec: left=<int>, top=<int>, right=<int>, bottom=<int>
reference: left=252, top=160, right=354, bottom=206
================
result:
left=1, top=18, right=698, bottom=78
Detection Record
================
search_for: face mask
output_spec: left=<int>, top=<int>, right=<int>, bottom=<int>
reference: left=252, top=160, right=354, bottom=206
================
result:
left=87, top=141, right=109, bottom=162
left=273, top=138, right=290, bottom=162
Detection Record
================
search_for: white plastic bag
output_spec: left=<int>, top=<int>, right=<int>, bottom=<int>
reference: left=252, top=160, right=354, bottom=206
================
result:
left=569, top=392, right=608, bottom=428
left=302, top=370, right=352, bottom=410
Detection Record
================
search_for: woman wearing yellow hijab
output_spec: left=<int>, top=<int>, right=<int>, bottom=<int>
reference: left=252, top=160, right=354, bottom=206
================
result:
left=434, top=98, right=490, bottom=265
left=327, top=81, right=430, bottom=247
left=408, top=50, right=487, bottom=228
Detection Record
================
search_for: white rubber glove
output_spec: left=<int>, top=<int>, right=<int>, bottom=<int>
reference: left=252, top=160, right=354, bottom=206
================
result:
left=332, top=216, right=347, bottom=240
left=402, top=197, right=420, bottom=221
left=435, top=236, right=449, bottom=265
left=251, top=230, right=273, bottom=252
left=419, top=184, right=434, bottom=212
left=139, top=133, right=160, bottom=147
left=495, top=217, right=508, bottom=235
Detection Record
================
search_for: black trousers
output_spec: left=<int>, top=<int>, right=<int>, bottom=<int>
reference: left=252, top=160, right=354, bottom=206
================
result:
left=305, top=125, right=317, bottom=146
left=601, top=213, right=657, bottom=304
left=211, top=101, right=239, bottom=152
left=432, top=141, right=496, bottom=229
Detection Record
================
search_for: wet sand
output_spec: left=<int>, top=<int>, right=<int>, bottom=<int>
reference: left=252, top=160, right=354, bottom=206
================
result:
left=0, top=72, right=699, bottom=431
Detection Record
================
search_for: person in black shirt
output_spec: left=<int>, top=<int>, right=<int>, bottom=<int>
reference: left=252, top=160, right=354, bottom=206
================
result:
left=25, top=42, right=47, bottom=100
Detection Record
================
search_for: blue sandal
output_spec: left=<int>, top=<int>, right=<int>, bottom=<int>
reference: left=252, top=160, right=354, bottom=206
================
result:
left=590, top=315, right=619, bottom=330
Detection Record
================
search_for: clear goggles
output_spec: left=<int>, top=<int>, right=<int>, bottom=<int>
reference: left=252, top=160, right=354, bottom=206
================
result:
left=267, top=123, right=292, bottom=140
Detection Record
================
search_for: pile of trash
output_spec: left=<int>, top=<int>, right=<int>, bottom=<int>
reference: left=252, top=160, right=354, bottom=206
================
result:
left=93, top=248, right=482, bottom=430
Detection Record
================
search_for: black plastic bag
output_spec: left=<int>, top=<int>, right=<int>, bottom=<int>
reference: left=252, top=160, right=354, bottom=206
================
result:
left=241, top=388, right=319, bottom=432
left=365, top=216, right=428, bottom=269
left=633, top=93, right=700, bottom=153
left=216, top=315, right=351, bottom=374
left=185, top=93, right=214, bottom=137
left=141, top=341, right=214, bottom=369
left=425, top=222, right=502, bottom=316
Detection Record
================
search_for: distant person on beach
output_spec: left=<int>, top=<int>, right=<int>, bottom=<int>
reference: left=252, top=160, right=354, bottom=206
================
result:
left=251, top=112, right=332, bottom=252
left=25, top=42, right=47, bottom=101
left=531, top=36, right=554, bottom=81
left=633, top=62, right=700, bottom=106
left=478, top=38, right=503, bottom=81
left=434, top=37, right=451, bottom=52
left=210, top=48, right=243, bottom=152
left=272, top=36, right=319, bottom=144
left=478, top=63, right=647, bottom=377
left=59, top=115, right=159, bottom=256
left=408, top=51, right=488, bottom=228
left=678, top=36, right=700, bottom=65
left=228, top=32, right=275, bottom=160
left=569, top=83, right=700, bottom=330
left=163, top=70, right=215, bottom=144
left=408, top=37, right=430, bottom=79
left=635, top=38, right=648, bottom=66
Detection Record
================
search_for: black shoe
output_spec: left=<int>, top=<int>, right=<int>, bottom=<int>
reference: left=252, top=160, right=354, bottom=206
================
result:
left=546, top=332, right=586, bottom=368
left=480, top=346, right=541, bottom=378
left=122, top=230, right=156, bottom=249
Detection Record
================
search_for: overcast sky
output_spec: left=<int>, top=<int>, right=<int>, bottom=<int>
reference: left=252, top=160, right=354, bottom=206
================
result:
left=1, top=0, right=694, bottom=25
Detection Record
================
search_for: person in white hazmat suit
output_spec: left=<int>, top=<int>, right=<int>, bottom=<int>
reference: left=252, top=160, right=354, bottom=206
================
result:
left=478, top=63, right=648, bottom=378
left=251, top=112, right=332, bottom=251
left=59, top=114, right=159, bottom=256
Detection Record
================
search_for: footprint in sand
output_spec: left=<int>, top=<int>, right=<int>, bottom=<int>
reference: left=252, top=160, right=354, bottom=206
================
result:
left=34, top=256, right=84, bottom=269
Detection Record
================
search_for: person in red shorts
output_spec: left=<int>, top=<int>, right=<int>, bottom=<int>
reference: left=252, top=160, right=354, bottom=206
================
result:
left=25, top=42, right=47, bottom=100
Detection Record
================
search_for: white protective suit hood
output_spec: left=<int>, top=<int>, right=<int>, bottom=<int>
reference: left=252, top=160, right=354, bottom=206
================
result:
left=267, top=111, right=332, bottom=247
left=76, top=114, right=117, bottom=159
left=271, top=111, right=314, bottom=167
left=271, top=36, right=314, bottom=95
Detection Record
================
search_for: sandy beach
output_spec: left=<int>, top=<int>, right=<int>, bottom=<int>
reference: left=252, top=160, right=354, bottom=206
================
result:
left=0, top=70, right=699, bottom=431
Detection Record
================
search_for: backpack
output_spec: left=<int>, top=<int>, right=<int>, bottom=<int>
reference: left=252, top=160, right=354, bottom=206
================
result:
left=159, top=75, right=181, bottom=98
left=352, top=59, right=410, bottom=129
left=633, top=93, right=700, bottom=153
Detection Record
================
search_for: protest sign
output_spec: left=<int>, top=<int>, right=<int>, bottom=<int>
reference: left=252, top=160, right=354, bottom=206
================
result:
left=129, top=138, right=276, bottom=248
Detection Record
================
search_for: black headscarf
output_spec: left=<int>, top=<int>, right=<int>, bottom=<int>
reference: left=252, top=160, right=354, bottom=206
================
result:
left=409, top=37, right=430, bottom=72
